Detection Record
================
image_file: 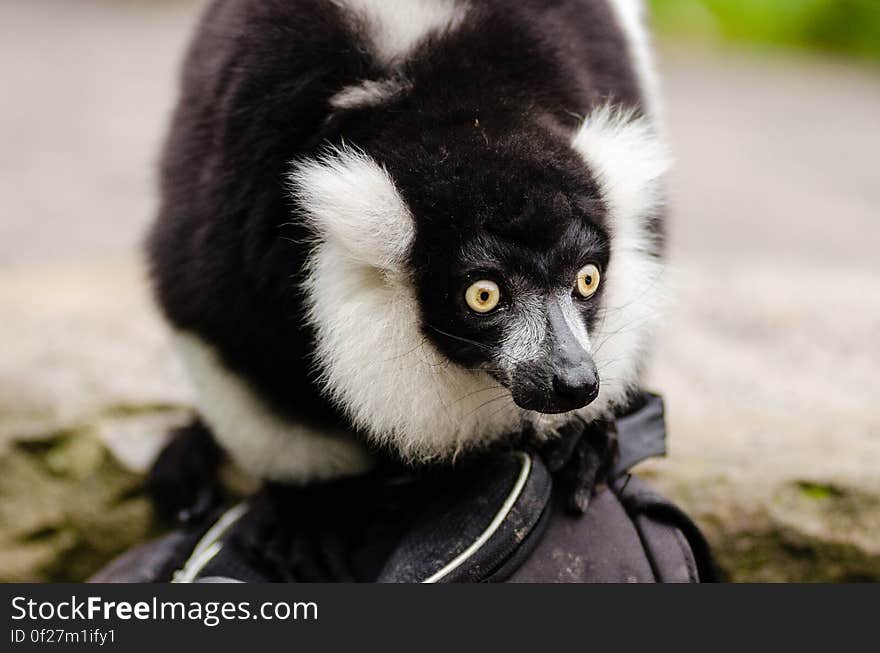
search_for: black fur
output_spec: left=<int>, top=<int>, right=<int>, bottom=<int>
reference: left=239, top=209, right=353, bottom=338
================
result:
left=147, top=0, right=652, bottom=511
left=147, top=418, right=225, bottom=522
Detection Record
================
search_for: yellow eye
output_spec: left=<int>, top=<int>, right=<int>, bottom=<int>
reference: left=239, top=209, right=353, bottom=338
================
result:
left=576, top=264, right=601, bottom=298
left=465, top=280, right=501, bottom=313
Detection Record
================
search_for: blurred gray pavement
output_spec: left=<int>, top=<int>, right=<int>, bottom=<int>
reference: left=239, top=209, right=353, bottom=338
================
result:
left=1, top=0, right=878, bottom=581
left=0, top=0, right=199, bottom=265
left=2, top=2, right=879, bottom=267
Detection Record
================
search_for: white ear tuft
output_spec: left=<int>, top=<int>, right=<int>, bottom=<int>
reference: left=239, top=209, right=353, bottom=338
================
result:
left=570, top=105, right=670, bottom=423
left=289, top=146, right=415, bottom=270
left=570, top=104, right=671, bottom=226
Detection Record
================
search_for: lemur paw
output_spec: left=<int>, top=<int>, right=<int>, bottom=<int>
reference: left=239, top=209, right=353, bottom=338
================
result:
left=540, top=418, right=618, bottom=515
left=147, top=418, right=225, bottom=524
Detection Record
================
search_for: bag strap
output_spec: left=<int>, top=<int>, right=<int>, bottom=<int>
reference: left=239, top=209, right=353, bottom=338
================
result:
left=171, top=503, right=249, bottom=583
left=378, top=451, right=553, bottom=583
left=613, top=392, right=667, bottom=479
left=615, top=476, right=720, bottom=582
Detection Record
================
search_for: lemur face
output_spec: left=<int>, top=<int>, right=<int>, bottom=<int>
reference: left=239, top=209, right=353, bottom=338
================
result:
left=414, top=207, right=608, bottom=415
left=400, top=134, right=612, bottom=415
left=291, top=106, right=668, bottom=462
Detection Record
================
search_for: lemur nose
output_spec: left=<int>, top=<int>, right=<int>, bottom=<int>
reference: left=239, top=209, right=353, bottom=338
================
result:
left=551, top=367, right=599, bottom=410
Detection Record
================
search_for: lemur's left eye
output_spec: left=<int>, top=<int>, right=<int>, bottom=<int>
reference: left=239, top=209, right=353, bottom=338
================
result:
left=465, top=280, right=501, bottom=313
left=575, top=264, right=601, bottom=298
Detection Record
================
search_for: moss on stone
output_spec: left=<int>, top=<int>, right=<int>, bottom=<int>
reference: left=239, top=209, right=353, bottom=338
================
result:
left=0, top=427, right=162, bottom=582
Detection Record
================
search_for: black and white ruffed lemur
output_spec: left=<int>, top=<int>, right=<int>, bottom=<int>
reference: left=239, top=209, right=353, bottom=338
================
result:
left=147, top=0, right=669, bottom=542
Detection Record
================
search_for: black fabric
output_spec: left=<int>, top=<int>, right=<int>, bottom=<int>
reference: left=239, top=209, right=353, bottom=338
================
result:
left=613, top=393, right=666, bottom=478
left=378, top=452, right=551, bottom=583
left=195, top=537, right=273, bottom=584
left=507, top=485, right=656, bottom=582
left=631, top=512, right=698, bottom=583
left=618, top=476, right=700, bottom=583
left=230, top=472, right=427, bottom=582
left=91, top=394, right=717, bottom=584
left=616, top=477, right=720, bottom=583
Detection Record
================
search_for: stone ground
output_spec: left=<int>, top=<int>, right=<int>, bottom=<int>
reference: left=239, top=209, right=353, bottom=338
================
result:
left=1, top=0, right=878, bottom=581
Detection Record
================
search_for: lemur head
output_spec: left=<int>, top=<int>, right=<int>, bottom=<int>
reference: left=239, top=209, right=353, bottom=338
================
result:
left=292, top=103, right=669, bottom=462
left=154, top=0, right=669, bottom=480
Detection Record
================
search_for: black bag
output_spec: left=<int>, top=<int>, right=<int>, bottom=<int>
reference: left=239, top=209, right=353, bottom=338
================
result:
left=92, top=395, right=717, bottom=583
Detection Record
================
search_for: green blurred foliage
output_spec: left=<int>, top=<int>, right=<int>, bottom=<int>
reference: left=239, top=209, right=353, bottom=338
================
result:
left=649, top=0, right=880, bottom=59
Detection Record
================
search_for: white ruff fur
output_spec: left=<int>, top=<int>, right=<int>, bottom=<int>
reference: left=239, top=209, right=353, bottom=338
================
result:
left=331, top=0, right=468, bottom=66
left=291, top=146, right=522, bottom=462
left=172, top=331, right=373, bottom=483
left=305, top=244, right=523, bottom=462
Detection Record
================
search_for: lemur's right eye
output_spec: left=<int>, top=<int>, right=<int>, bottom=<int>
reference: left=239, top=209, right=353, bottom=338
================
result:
left=465, top=280, right=501, bottom=313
